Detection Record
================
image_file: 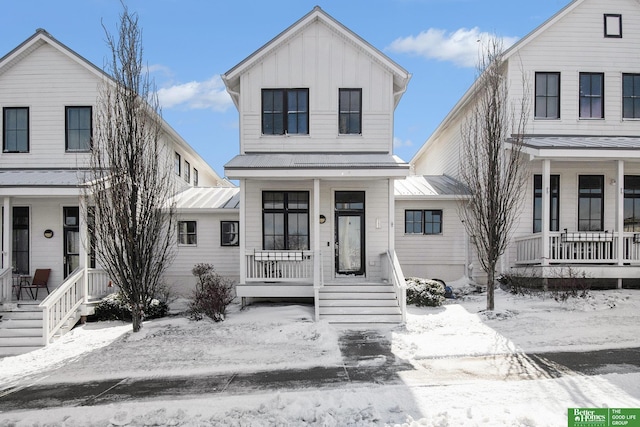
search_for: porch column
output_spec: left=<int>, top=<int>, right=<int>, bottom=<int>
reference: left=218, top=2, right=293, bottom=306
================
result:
left=79, top=196, right=89, bottom=300
left=2, top=197, right=10, bottom=270
left=541, top=159, right=551, bottom=266
left=388, top=179, right=395, bottom=252
left=617, top=160, right=625, bottom=269
left=313, top=178, right=320, bottom=287
left=239, top=179, right=246, bottom=285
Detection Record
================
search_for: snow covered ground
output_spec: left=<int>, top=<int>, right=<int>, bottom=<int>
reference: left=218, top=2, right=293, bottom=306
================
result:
left=1, top=286, right=639, bottom=426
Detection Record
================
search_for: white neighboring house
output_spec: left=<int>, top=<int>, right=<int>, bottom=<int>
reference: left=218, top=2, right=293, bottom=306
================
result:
left=0, top=29, right=229, bottom=355
left=222, top=7, right=411, bottom=323
left=412, top=0, right=640, bottom=288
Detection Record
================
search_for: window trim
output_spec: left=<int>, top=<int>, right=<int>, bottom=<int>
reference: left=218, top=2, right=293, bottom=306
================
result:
left=3, top=107, right=29, bottom=153
left=579, top=72, right=605, bottom=119
left=65, top=106, right=92, bottom=152
left=221, top=220, right=240, bottom=246
left=534, top=72, right=561, bottom=120
left=533, top=175, right=560, bottom=233
left=184, top=160, right=191, bottom=183
left=404, top=209, right=443, bottom=235
left=262, top=191, right=310, bottom=250
left=338, top=88, right=362, bottom=135
left=261, top=88, right=309, bottom=135
left=578, top=175, right=604, bottom=231
left=604, top=14, right=623, bottom=38
left=175, top=152, right=181, bottom=176
left=193, top=168, right=199, bottom=187
left=178, top=220, right=197, bottom=246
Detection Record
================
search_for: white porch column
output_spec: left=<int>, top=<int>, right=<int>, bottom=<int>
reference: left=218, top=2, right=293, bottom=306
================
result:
left=617, top=160, right=625, bottom=268
left=541, top=159, right=551, bottom=266
left=79, top=196, right=89, bottom=301
left=313, top=178, right=320, bottom=287
left=388, top=179, right=395, bottom=252
left=2, top=197, right=10, bottom=270
left=239, top=179, right=246, bottom=285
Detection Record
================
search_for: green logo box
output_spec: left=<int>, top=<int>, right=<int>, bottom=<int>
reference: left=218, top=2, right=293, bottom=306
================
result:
left=569, top=408, right=640, bottom=427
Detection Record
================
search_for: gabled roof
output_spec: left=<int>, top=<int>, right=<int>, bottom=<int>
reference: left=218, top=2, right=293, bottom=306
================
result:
left=412, top=0, right=584, bottom=165
left=221, top=6, right=411, bottom=108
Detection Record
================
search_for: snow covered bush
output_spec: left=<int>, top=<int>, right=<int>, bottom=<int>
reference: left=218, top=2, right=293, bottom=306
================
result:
left=94, top=292, right=168, bottom=321
left=405, top=277, right=445, bottom=307
left=189, top=263, right=235, bottom=322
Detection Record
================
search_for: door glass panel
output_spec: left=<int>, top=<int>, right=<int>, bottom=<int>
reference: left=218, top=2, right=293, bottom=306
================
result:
left=338, top=215, right=361, bottom=272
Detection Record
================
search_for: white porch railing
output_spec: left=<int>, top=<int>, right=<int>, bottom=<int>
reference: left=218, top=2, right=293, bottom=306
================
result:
left=87, top=268, right=116, bottom=297
left=622, top=233, right=640, bottom=263
left=245, top=250, right=314, bottom=282
left=516, top=231, right=620, bottom=264
left=515, top=235, right=543, bottom=264
left=0, top=268, right=12, bottom=303
left=382, top=250, right=407, bottom=324
left=40, top=267, right=85, bottom=346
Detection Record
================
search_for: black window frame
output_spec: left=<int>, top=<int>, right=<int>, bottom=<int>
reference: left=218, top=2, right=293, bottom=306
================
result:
left=578, top=175, right=604, bottom=231
left=622, top=73, right=640, bottom=119
left=533, top=175, right=560, bottom=233
left=262, top=191, right=309, bottom=250
left=65, top=106, right=92, bottom=152
left=193, top=168, right=199, bottom=187
left=184, top=160, right=191, bottom=183
left=178, top=220, right=197, bottom=246
left=175, top=152, right=181, bottom=176
left=624, top=175, right=640, bottom=232
left=339, top=88, right=362, bottom=134
left=3, top=107, right=29, bottom=153
left=12, top=206, right=29, bottom=274
left=604, top=14, right=623, bottom=38
left=534, top=72, right=561, bottom=119
left=261, top=88, right=309, bottom=135
left=404, top=209, right=443, bottom=235
left=221, top=220, right=240, bottom=246
left=579, top=72, right=604, bottom=119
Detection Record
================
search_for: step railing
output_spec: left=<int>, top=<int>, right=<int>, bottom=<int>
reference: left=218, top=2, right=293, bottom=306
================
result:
left=382, top=250, right=407, bottom=323
left=87, top=268, right=115, bottom=298
left=39, top=267, right=85, bottom=346
left=0, top=268, right=12, bottom=303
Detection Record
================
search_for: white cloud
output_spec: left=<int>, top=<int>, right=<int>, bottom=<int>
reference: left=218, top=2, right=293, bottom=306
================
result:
left=388, top=27, right=519, bottom=68
left=157, top=75, right=232, bottom=112
left=394, top=136, right=413, bottom=148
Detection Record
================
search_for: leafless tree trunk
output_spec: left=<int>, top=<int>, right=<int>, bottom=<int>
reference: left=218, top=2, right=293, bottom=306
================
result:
left=458, top=39, right=528, bottom=311
left=84, top=6, right=176, bottom=332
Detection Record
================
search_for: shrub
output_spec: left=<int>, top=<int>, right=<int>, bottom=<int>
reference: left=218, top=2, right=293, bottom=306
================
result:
left=405, top=277, right=445, bottom=307
left=94, top=292, right=168, bottom=321
left=189, top=263, right=235, bottom=322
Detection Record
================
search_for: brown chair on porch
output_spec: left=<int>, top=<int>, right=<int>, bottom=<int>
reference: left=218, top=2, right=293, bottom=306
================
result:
left=20, top=268, right=51, bottom=300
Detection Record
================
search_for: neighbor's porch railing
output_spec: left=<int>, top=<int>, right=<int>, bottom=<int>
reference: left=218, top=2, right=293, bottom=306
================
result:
left=0, top=267, right=12, bottom=303
left=245, top=250, right=314, bottom=282
left=382, top=250, right=407, bottom=324
left=87, top=268, right=116, bottom=297
left=40, top=267, right=85, bottom=346
left=516, top=231, right=623, bottom=264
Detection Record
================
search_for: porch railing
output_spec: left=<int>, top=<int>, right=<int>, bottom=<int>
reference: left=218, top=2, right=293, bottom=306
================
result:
left=0, top=268, right=12, bottom=303
left=516, top=231, right=622, bottom=264
left=40, top=267, right=85, bottom=346
left=514, top=235, right=543, bottom=264
left=87, top=268, right=116, bottom=297
left=245, top=250, right=314, bottom=282
left=382, top=250, right=407, bottom=324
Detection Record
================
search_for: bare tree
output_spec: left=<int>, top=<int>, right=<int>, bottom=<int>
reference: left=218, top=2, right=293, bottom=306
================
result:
left=458, top=38, right=528, bottom=311
left=85, top=6, right=176, bottom=332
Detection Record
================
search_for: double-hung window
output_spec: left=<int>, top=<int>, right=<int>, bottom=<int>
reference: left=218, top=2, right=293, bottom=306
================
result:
left=339, top=88, right=362, bottom=134
left=262, top=89, right=308, bottom=135
left=178, top=221, right=197, bottom=245
left=624, top=176, right=640, bottom=231
left=193, top=169, right=199, bottom=187
left=65, top=106, right=92, bottom=151
left=579, top=73, right=604, bottom=119
left=262, top=191, right=309, bottom=250
left=12, top=206, right=29, bottom=274
left=578, top=175, right=604, bottom=231
left=3, top=107, right=29, bottom=153
left=535, top=72, right=560, bottom=119
left=184, top=160, right=191, bottom=183
left=533, top=175, right=560, bottom=233
left=221, top=221, right=239, bottom=246
left=405, top=210, right=442, bottom=235
left=175, top=152, right=181, bottom=176
left=623, top=73, right=640, bottom=119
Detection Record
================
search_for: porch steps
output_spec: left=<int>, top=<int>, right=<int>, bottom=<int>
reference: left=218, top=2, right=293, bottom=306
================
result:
left=0, top=301, right=44, bottom=357
left=318, top=282, right=402, bottom=323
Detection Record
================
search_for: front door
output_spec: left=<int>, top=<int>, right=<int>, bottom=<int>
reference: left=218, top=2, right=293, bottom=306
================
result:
left=63, top=207, right=80, bottom=278
left=335, top=191, right=365, bottom=276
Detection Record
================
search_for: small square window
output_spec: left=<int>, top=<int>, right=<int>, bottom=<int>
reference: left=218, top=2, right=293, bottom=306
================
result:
left=178, top=221, right=197, bottom=245
left=221, top=221, right=239, bottom=246
left=604, top=14, right=622, bottom=38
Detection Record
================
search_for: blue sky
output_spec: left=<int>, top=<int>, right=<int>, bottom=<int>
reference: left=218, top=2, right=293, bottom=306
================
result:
left=1, top=0, right=569, bottom=176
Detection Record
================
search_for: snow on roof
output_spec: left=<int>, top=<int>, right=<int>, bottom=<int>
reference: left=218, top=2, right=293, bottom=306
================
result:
left=395, top=175, right=470, bottom=199
left=169, top=186, right=240, bottom=211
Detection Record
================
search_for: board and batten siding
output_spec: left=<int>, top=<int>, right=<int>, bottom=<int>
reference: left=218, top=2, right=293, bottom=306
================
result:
left=238, top=20, right=395, bottom=154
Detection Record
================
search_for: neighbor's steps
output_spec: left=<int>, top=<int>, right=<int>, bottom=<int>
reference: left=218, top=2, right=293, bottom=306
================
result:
left=0, top=301, right=45, bottom=357
left=318, top=282, right=403, bottom=323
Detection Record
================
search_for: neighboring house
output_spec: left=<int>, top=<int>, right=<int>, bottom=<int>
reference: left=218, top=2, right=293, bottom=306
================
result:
left=0, top=29, right=228, bottom=355
left=412, top=0, right=640, bottom=288
left=221, top=7, right=412, bottom=322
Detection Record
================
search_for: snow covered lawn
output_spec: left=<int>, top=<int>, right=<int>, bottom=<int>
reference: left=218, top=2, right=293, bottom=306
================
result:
left=1, top=288, right=639, bottom=426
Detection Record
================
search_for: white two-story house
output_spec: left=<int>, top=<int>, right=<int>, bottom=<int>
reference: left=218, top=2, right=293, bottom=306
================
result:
left=412, top=0, right=640, bottom=288
left=222, top=7, right=412, bottom=322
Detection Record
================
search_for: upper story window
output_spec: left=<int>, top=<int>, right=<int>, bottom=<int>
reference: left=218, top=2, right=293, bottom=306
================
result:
left=579, top=73, right=604, bottom=119
left=184, top=160, right=191, bottom=183
left=65, top=106, right=92, bottom=152
left=175, top=152, right=181, bottom=176
left=535, top=73, right=560, bottom=119
left=261, top=89, right=309, bottom=135
left=339, top=88, right=362, bottom=134
left=3, top=107, right=29, bottom=153
left=604, top=14, right=622, bottom=38
left=193, top=168, right=199, bottom=186
left=623, top=73, right=640, bottom=119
